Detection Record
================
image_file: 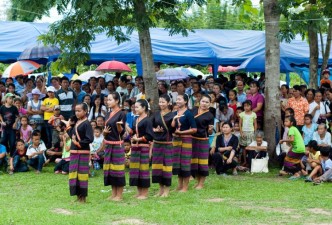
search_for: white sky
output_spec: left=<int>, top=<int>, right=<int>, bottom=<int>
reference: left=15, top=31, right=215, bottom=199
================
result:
left=37, top=0, right=261, bottom=23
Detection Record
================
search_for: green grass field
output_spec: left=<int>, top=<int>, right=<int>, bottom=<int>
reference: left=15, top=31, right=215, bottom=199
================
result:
left=1, top=166, right=332, bottom=225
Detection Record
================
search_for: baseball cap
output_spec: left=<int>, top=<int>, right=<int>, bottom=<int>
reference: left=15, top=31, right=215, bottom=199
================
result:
left=46, top=86, right=56, bottom=93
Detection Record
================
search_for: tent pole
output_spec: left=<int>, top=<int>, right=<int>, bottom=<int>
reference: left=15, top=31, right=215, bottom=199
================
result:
left=212, top=64, right=218, bottom=78
left=285, top=72, right=290, bottom=86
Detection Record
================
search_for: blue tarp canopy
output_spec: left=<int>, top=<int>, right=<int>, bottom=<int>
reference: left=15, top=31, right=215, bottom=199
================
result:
left=1, top=21, right=332, bottom=77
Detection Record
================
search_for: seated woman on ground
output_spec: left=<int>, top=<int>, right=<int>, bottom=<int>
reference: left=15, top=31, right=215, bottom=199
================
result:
left=313, top=123, right=331, bottom=147
left=245, top=131, right=268, bottom=169
left=211, top=122, right=239, bottom=176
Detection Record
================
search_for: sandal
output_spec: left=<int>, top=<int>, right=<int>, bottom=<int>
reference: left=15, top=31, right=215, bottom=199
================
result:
left=289, top=175, right=300, bottom=180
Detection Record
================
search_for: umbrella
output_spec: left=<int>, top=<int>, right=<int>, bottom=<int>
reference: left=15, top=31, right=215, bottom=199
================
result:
left=3, top=60, right=40, bottom=78
left=18, top=45, right=61, bottom=60
left=238, top=54, right=293, bottom=73
left=175, top=67, right=204, bottom=77
left=156, top=68, right=188, bottom=80
left=96, top=60, right=132, bottom=72
left=208, top=66, right=238, bottom=73
left=78, top=71, right=104, bottom=82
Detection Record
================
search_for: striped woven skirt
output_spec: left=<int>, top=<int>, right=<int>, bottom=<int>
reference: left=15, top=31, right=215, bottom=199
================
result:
left=152, top=141, right=173, bottom=186
left=283, top=150, right=305, bottom=174
left=191, top=138, right=209, bottom=177
left=103, top=144, right=126, bottom=187
left=129, top=144, right=150, bottom=188
left=172, top=136, right=192, bottom=178
left=69, top=153, right=89, bottom=197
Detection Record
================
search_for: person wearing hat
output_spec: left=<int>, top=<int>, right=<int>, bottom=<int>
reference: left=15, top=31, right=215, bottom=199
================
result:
left=27, top=88, right=46, bottom=132
left=41, top=86, right=59, bottom=149
left=0, top=93, right=19, bottom=156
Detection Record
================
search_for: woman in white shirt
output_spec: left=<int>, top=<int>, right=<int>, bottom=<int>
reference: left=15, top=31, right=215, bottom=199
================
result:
left=88, top=95, right=107, bottom=121
left=311, top=91, right=331, bottom=124
left=313, top=123, right=332, bottom=147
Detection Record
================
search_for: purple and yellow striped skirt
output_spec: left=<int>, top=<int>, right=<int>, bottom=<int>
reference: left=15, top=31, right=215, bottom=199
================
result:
left=152, top=141, right=173, bottom=187
left=191, top=137, right=209, bottom=177
left=69, top=152, right=89, bottom=197
left=103, top=144, right=126, bottom=187
left=283, top=150, right=305, bottom=174
left=172, top=136, right=192, bottom=178
left=129, top=144, right=151, bottom=188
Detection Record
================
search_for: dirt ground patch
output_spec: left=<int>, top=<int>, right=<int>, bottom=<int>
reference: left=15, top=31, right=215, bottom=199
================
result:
left=51, top=208, right=74, bottom=215
left=206, top=198, right=225, bottom=203
left=110, top=219, right=148, bottom=225
left=307, top=208, right=332, bottom=216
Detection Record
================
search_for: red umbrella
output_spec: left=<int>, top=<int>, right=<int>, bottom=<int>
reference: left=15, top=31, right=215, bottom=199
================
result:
left=208, top=66, right=238, bottom=73
left=96, top=60, right=132, bottom=72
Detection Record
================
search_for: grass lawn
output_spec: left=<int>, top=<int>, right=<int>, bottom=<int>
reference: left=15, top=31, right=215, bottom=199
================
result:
left=1, top=166, right=332, bottom=225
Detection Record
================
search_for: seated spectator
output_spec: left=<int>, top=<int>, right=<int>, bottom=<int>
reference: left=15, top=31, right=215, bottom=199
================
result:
left=26, top=131, right=47, bottom=174
left=313, top=147, right=332, bottom=185
left=313, top=123, right=331, bottom=147
left=304, top=140, right=321, bottom=182
left=245, top=131, right=267, bottom=169
left=211, top=122, right=238, bottom=176
left=9, top=139, right=28, bottom=174
left=302, top=114, right=317, bottom=146
left=0, top=143, right=7, bottom=173
left=54, top=131, right=71, bottom=175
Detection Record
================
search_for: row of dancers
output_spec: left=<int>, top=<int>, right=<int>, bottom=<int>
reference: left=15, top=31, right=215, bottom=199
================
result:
left=69, top=92, right=214, bottom=202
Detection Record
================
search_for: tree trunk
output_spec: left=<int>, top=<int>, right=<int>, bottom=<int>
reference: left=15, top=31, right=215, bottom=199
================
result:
left=321, top=19, right=332, bottom=72
left=308, top=0, right=318, bottom=89
left=134, top=0, right=159, bottom=112
left=263, top=0, right=281, bottom=157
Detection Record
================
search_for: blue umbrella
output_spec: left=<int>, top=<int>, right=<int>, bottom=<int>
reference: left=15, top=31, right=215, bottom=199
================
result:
left=18, top=45, right=61, bottom=60
left=238, top=54, right=293, bottom=73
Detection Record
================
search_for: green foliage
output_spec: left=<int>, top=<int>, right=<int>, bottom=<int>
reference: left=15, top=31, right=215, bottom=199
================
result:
left=186, top=0, right=264, bottom=30
left=1, top=167, right=332, bottom=224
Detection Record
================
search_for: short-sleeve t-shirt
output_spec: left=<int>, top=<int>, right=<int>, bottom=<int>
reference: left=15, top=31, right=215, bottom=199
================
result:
left=42, top=98, right=59, bottom=121
left=309, top=151, right=321, bottom=160
left=288, top=126, right=305, bottom=153
left=239, top=111, right=257, bottom=132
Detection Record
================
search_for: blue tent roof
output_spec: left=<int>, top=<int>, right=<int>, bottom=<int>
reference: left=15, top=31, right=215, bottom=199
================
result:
left=1, top=21, right=331, bottom=75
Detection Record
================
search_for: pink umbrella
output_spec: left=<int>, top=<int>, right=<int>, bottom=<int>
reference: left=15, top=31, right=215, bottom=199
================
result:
left=96, top=60, right=132, bottom=72
left=208, top=66, right=238, bottom=73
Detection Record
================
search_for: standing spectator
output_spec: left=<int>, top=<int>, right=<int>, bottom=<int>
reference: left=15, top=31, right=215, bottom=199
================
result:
left=27, top=89, right=45, bottom=131
left=72, top=80, right=86, bottom=104
left=14, top=75, right=25, bottom=96
left=34, top=76, right=47, bottom=95
left=286, top=85, right=309, bottom=131
left=0, top=93, right=19, bottom=156
left=41, top=86, right=59, bottom=148
left=236, top=81, right=247, bottom=104
left=56, top=77, right=76, bottom=120
left=51, top=77, right=62, bottom=92
left=246, top=81, right=264, bottom=130
left=116, top=75, right=129, bottom=97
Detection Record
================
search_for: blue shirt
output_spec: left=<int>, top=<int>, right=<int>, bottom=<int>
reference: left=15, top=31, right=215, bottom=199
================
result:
left=302, top=123, right=317, bottom=145
left=0, top=144, right=6, bottom=154
left=126, top=112, right=138, bottom=129
left=14, top=82, right=25, bottom=96
left=75, top=90, right=87, bottom=104
left=237, top=92, right=247, bottom=104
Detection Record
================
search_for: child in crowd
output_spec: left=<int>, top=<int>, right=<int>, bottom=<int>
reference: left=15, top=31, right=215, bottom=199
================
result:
left=278, top=108, right=294, bottom=168
left=29, top=119, right=38, bottom=133
left=54, top=131, right=71, bottom=175
left=19, top=116, right=33, bottom=146
left=90, top=120, right=97, bottom=130
left=48, top=105, right=64, bottom=143
left=96, top=116, right=105, bottom=129
left=304, top=140, right=321, bottom=182
left=245, top=131, right=268, bottom=169
left=9, top=139, right=28, bottom=174
left=89, top=126, right=104, bottom=175
left=302, top=114, right=317, bottom=146
left=124, top=139, right=131, bottom=168
left=233, top=121, right=241, bottom=140
left=233, top=106, right=243, bottom=124
left=0, top=143, right=7, bottom=173
left=26, top=131, right=47, bottom=174
left=14, top=98, right=27, bottom=116
left=239, top=100, right=257, bottom=167
left=313, top=147, right=332, bottom=185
